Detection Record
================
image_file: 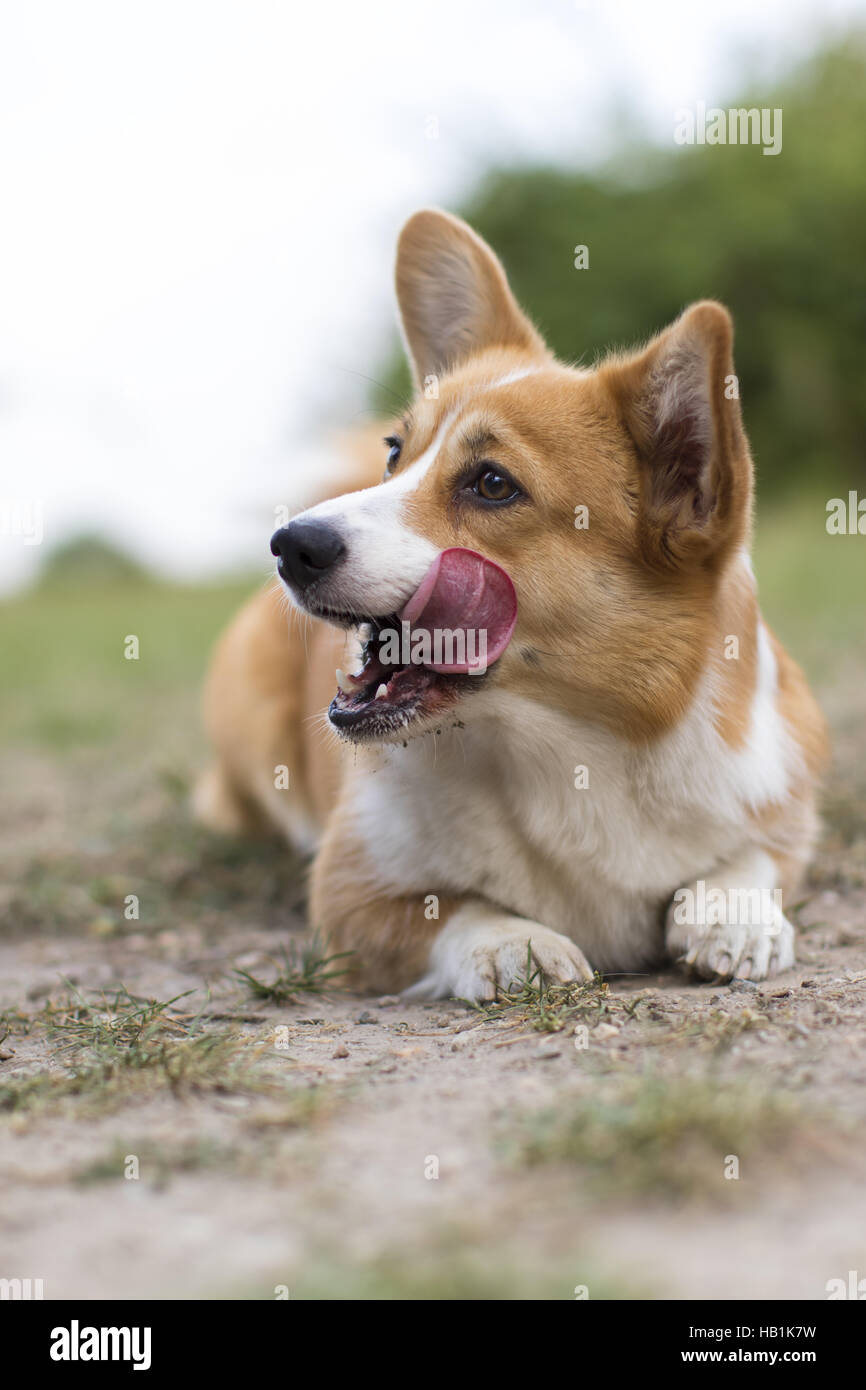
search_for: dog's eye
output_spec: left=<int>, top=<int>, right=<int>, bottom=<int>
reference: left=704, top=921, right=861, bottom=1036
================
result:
left=383, top=435, right=402, bottom=478
left=472, top=467, right=520, bottom=504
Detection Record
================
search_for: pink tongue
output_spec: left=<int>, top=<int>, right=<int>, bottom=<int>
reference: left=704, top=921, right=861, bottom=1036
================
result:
left=399, top=548, right=518, bottom=674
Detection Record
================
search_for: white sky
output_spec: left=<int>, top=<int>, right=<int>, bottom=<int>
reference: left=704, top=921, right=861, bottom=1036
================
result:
left=1, top=0, right=863, bottom=591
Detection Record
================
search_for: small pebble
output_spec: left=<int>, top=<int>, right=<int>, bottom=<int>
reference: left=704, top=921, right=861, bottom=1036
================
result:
left=332, top=1043, right=349, bottom=1058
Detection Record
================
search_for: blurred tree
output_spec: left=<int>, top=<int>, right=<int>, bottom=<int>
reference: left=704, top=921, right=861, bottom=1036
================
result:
left=37, top=534, right=152, bottom=589
left=375, top=36, right=866, bottom=498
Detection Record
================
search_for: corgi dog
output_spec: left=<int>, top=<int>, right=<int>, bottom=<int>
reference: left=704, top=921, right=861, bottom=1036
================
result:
left=196, top=209, right=828, bottom=999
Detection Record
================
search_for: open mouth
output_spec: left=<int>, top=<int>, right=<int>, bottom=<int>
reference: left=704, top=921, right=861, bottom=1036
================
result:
left=310, top=548, right=518, bottom=742
left=329, top=617, right=472, bottom=739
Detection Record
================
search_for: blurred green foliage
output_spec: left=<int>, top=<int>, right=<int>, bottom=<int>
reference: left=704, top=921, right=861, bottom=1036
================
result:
left=37, top=534, right=151, bottom=590
left=377, top=36, right=866, bottom=499
left=0, top=575, right=256, bottom=750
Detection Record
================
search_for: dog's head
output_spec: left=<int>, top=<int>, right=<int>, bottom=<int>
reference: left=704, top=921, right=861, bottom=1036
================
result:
left=273, top=209, right=753, bottom=744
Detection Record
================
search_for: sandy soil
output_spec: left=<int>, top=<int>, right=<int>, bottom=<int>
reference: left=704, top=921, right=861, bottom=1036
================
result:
left=1, top=869, right=865, bottom=1300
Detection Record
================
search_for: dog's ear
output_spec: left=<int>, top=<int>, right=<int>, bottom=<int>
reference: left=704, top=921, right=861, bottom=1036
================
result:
left=601, top=301, right=752, bottom=568
left=395, top=209, right=548, bottom=385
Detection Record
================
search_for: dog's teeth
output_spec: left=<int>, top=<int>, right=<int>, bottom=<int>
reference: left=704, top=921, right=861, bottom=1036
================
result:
left=375, top=683, right=388, bottom=700
left=336, top=668, right=356, bottom=695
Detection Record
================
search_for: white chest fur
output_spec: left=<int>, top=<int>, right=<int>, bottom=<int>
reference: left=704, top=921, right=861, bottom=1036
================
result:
left=351, top=623, right=798, bottom=971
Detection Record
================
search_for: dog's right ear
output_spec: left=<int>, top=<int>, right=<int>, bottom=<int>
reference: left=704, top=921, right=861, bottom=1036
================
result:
left=395, top=209, right=548, bottom=386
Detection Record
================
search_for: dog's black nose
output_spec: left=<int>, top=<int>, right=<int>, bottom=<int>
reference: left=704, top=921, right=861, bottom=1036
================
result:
left=270, top=520, right=346, bottom=590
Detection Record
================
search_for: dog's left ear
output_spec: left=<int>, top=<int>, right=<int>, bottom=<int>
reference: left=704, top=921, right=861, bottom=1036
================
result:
left=395, top=209, right=549, bottom=385
left=601, top=301, right=751, bottom=568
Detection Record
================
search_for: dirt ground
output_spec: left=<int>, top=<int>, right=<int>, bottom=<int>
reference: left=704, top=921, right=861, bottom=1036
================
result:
left=1, top=549, right=865, bottom=1301
left=2, top=888, right=866, bottom=1300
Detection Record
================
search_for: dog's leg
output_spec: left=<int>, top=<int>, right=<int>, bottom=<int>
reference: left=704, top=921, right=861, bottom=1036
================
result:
left=192, top=762, right=265, bottom=836
left=310, top=818, right=593, bottom=998
left=404, top=902, right=594, bottom=1000
left=665, top=846, right=796, bottom=982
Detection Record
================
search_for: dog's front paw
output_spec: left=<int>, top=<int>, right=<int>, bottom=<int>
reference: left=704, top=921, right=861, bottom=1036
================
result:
left=666, top=892, right=796, bottom=982
left=405, top=908, right=593, bottom=1002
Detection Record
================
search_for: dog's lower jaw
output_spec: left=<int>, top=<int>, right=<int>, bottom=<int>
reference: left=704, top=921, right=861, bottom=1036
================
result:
left=328, top=703, right=465, bottom=748
left=403, top=903, right=594, bottom=1001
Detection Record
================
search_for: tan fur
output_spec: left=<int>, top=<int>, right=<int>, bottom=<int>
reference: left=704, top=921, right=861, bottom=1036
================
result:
left=310, top=804, right=462, bottom=991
